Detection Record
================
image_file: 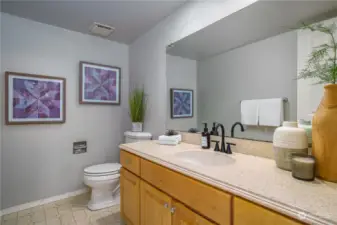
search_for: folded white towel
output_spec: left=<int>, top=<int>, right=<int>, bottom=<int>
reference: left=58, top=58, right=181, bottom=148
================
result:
left=158, top=134, right=182, bottom=143
left=158, top=139, right=179, bottom=145
left=241, top=100, right=259, bottom=126
left=258, top=98, right=284, bottom=127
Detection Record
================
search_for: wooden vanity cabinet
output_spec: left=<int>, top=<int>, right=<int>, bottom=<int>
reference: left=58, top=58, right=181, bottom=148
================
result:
left=233, top=197, right=303, bottom=225
left=120, top=149, right=304, bottom=225
left=172, top=201, right=216, bottom=225
left=140, top=158, right=231, bottom=225
left=140, top=180, right=172, bottom=225
left=120, top=168, right=140, bottom=225
left=139, top=180, right=215, bottom=225
left=120, top=150, right=140, bottom=175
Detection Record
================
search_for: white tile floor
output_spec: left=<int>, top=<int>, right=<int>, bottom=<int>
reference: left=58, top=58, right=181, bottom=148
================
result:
left=1, top=193, right=122, bottom=225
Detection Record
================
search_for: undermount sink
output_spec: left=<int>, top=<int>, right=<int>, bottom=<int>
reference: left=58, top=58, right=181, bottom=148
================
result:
left=174, top=150, right=235, bottom=166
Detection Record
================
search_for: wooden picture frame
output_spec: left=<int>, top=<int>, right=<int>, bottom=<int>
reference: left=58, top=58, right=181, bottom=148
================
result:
left=5, top=71, right=66, bottom=125
left=79, top=61, right=121, bottom=105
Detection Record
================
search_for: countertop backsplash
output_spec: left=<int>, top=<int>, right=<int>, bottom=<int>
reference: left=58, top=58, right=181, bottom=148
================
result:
left=180, top=131, right=274, bottom=159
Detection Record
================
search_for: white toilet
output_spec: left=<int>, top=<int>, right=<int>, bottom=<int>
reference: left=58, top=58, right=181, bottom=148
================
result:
left=84, top=131, right=151, bottom=211
left=84, top=163, right=121, bottom=210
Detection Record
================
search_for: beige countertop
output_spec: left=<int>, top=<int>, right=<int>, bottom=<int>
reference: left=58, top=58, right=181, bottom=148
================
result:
left=120, top=141, right=337, bottom=225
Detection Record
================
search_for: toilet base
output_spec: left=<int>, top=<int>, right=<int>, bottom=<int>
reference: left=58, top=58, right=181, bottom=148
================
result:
left=87, top=189, right=120, bottom=211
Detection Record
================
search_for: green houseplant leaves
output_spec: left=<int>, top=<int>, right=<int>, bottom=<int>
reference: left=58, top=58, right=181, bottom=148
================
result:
left=129, top=88, right=146, bottom=122
left=298, top=23, right=337, bottom=84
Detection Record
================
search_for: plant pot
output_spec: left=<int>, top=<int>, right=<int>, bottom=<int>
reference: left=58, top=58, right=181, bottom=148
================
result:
left=312, top=84, right=337, bottom=182
left=132, top=122, right=143, bottom=132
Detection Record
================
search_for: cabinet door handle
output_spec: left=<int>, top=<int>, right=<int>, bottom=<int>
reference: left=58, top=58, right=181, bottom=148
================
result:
left=170, top=207, right=176, bottom=214
left=164, top=203, right=168, bottom=208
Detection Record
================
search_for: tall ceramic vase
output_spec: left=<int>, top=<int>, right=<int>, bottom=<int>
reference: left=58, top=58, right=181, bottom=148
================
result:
left=312, top=84, right=337, bottom=182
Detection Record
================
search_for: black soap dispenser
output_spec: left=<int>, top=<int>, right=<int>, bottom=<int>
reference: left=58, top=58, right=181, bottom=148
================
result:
left=201, top=123, right=210, bottom=149
left=210, top=122, right=218, bottom=136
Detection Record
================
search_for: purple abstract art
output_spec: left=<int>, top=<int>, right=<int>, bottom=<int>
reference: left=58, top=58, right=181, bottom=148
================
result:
left=5, top=72, right=66, bottom=125
left=13, top=78, right=61, bottom=119
left=171, top=89, right=193, bottom=118
left=80, top=62, right=121, bottom=105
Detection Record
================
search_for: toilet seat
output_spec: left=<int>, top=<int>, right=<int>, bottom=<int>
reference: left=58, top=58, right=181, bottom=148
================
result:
left=84, top=171, right=118, bottom=177
left=84, top=163, right=121, bottom=177
left=84, top=173, right=120, bottom=182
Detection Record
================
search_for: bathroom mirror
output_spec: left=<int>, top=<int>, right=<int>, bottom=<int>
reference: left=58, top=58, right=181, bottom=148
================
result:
left=165, top=1, right=337, bottom=141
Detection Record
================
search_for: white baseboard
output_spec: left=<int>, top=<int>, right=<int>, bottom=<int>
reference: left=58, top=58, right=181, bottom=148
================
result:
left=1, top=188, right=89, bottom=216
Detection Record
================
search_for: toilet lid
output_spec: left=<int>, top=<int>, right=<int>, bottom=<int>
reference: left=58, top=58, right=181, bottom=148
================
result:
left=84, top=163, right=121, bottom=175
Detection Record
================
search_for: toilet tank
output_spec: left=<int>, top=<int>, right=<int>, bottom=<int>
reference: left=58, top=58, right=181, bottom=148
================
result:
left=124, top=131, right=152, bottom=143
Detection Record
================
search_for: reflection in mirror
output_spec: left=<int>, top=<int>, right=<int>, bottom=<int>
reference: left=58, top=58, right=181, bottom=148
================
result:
left=166, top=55, right=197, bottom=131
left=165, top=1, right=337, bottom=142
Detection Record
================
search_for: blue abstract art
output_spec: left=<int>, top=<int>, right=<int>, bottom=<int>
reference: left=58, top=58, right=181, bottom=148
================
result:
left=170, top=89, right=193, bottom=118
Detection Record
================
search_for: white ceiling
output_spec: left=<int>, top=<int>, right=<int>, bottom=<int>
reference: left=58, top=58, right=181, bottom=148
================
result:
left=167, top=1, right=337, bottom=60
left=1, top=0, right=187, bottom=44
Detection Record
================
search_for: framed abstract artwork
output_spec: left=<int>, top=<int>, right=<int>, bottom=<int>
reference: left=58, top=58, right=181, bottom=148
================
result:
left=5, top=72, right=66, bottom=125
left=79, top=61, right=121, bottom=105
left=170, top=88, right=194, bottom=119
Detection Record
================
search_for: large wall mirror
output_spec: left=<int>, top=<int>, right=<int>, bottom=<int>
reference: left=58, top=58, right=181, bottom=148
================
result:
left=165, top=1, right=337, bottom=142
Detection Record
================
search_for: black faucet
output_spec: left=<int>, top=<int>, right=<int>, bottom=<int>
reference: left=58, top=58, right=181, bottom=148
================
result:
left=231, top=122, right=245, bottom=138
left=215, top=123, right=230, bottom=154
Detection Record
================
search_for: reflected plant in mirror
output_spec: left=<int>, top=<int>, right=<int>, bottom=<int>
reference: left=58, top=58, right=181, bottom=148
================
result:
left=188, top=128, right=199, bottom=133
left=298, top=23, right=337, bottom=84
left=165, top=129, right=179, bottom=136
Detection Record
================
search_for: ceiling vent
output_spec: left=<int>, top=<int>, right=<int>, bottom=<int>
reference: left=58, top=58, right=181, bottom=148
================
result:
left=89, top=22, right=115, bottom=37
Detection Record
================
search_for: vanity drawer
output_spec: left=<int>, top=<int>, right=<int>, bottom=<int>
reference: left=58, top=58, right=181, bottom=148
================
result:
left=120, top=150, right=140, bottom=176
left=141, top=159, right=231, bottom=225
left=233, top=197, right=303, bottom=225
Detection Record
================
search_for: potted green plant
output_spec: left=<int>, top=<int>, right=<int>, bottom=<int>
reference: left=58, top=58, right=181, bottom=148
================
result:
left=298, top=22, right=337, bottom=182
left=129, top=88, right=146, bottom=132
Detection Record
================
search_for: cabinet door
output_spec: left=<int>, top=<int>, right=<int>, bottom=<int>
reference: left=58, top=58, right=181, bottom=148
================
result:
left=141, top=159, right=231, bottom=225
left=233, top=197, right=303, bottom=225
left=120, top=168, right=140, bottom=225
left=172, top=200, right=216, bottom=225
left=140, top=180, right=171, bottom=225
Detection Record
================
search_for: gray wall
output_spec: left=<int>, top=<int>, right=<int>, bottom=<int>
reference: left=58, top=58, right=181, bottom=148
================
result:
left=0, top=13, right=130, bottom=209
left=197, top=31, right=297, bottom=141
left=166, top=55, right=197, bottom=131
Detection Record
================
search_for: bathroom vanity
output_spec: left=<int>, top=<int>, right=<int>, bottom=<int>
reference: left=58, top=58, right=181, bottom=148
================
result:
left=119, top=141, right=337, bottom=225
